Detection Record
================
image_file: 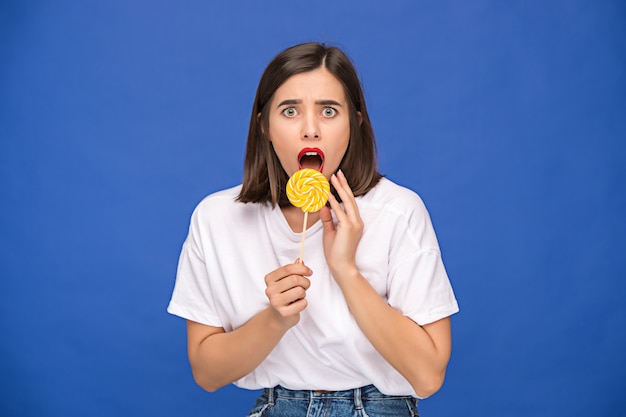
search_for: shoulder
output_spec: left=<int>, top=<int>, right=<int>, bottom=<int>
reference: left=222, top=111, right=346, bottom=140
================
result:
left=190, top=185, right=262, bottom=225
left=358, top=178, right=437, bottom=245
left=185, top=184, right=272, bottom=242
left=194, top=185, right=242, bottom=213
left=359, top=177, right=428, bottom=217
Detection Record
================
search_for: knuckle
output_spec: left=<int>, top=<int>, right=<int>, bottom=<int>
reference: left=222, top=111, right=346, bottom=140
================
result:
left=288, top=275, right=300, bottom=287
left=293, top=288, right=303, bottom=299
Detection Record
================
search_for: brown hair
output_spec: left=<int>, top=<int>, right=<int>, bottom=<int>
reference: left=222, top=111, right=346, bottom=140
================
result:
left=237, top=42, right=382, bottom=206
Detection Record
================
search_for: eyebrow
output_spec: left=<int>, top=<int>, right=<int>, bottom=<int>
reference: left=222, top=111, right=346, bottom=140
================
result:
left=276, top=99, right=343, bottom=108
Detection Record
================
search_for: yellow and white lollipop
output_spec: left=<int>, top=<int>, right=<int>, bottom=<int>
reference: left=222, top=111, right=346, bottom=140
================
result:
left=287, top=168, right=330, bottom=213
left=286, top=168, right=330, bottom=261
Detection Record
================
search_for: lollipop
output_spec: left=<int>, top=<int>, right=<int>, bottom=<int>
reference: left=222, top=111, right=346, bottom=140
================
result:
left=287, top=168, right=330, bottom=213
left=286, top=168, right=330, bottom=262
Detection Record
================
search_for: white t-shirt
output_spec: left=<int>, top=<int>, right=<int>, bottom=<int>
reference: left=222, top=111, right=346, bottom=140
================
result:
left=168, top=178, right=459, bottom=397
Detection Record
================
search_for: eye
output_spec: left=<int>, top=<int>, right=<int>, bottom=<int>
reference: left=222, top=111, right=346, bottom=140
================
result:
left=282, top=107, right=298, bottom=117
left=322, top=107, right=337, bottom=118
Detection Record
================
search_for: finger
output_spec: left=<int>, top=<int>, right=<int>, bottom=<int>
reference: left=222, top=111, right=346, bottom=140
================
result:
left=336, top=169, right=355, bottom=198
left=288, top=269, right=313, bottom=289
left=327, top=189, right=348, bottom=223
left=265, top=263, right=312, bottom=285
left=277, top=283, right=308, bottom=303
left=331, top=172, right=361, bottom=221
left=319, top=206, right=336, bottom=234
left=275, top=274, right=311, bottom=292
left=265, top=275, right=311, bottom=302
left=338, top=170, right=361, bottom=223
left=290, top=262, right=313, bottom=276
left=268, top=290, right=308, bottom=316
left=278, top=298, right=308, bottom=317
left=330, top=173, right=355, bottom=207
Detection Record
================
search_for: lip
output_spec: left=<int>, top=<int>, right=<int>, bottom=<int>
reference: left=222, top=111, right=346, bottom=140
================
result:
left=297, top=147, right=325, bottom=172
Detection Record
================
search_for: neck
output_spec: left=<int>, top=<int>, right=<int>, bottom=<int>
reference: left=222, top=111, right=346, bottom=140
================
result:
left=281, top=206, right=320, bottom=233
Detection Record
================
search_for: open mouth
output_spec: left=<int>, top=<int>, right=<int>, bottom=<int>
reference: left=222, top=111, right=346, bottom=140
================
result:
left=298, top=148, right=325, bottom=172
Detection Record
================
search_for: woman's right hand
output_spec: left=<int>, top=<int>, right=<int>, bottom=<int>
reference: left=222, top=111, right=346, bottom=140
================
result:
left=187, top=261, right=313, bottom=392
left=264, top=261, right=312, bottom=329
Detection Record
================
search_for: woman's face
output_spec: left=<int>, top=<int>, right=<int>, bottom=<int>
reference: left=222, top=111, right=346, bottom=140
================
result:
left=266, top=67, right=351, bottom=179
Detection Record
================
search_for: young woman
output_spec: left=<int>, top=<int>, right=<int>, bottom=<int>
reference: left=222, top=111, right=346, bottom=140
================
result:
left=168, top=42, right=459, bottom=416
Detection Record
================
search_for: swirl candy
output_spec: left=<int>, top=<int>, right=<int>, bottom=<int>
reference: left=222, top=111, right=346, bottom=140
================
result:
left=287, top=168, right=330, bottom=213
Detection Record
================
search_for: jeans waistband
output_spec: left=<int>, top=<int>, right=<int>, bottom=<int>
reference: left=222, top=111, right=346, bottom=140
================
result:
left=264, top=384, right=414, bottom=407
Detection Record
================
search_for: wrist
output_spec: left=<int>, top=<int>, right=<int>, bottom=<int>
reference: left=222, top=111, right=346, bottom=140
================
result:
left=265, top=306, right=299, bottom=333
left=331, top=263, right=361, bottom=287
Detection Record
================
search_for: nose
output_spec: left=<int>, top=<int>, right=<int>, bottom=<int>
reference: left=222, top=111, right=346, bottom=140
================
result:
left=301, top=113, right=320, bottom=140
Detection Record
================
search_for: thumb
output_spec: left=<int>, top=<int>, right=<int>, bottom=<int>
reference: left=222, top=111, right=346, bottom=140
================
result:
left=319, top=206, right=335, bottom=234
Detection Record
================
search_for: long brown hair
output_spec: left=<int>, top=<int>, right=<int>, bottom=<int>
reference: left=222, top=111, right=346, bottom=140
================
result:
left=237, top=42, right=382, bottom=206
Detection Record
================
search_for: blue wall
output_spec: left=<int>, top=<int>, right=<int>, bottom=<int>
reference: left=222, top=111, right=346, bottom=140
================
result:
left=1, top=1, right=624, bottom=416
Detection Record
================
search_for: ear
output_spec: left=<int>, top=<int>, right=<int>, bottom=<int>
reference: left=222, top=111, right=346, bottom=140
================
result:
left=357, top=111, right=362, bottom=126
left=257, top=112, right=267, bottom=137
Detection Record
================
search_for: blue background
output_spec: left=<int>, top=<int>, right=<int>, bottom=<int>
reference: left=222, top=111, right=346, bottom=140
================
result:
left=1, top=1, right=625, bottom=416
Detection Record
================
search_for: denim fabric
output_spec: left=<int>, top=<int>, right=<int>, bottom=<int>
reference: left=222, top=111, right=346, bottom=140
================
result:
left=246, top=385, right=418, bottom=417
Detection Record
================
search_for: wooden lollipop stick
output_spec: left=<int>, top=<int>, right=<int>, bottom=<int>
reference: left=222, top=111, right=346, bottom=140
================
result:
left=298, top=211, right=308, bottom=263
left=286, top=169, right=329, bottom=264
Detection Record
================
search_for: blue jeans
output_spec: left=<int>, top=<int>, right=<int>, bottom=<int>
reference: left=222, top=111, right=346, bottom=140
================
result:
left=246, top=385, right=419, bottom=417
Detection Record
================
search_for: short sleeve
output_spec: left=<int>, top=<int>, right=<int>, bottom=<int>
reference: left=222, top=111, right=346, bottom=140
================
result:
left=387, top=248, right=458, bottom=325
left=167, top=207, right=222, bottom=327
left=385, top=192, right=459, bottom=326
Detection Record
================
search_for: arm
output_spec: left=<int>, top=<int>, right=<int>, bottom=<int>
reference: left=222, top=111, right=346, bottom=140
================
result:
left=320, top=171, right=452, bottom=398
left=331, top=273, right=451, bottom=398
left=186, top=262, right=312, bottom=392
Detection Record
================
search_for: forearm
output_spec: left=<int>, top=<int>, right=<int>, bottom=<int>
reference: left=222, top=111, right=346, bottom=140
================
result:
left=188, top=307, right=289, bottom=392
left=336, top=270, right=451, bottom=398
left=189, top=263, right=311, bottom=392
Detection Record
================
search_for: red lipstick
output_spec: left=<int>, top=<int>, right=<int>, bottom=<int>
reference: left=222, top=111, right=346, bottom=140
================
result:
left=297, top=148, right=325, bottom=172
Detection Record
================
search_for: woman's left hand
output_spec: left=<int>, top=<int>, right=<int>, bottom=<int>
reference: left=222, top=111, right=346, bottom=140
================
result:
left=319, top=170, right=364, bottom=282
